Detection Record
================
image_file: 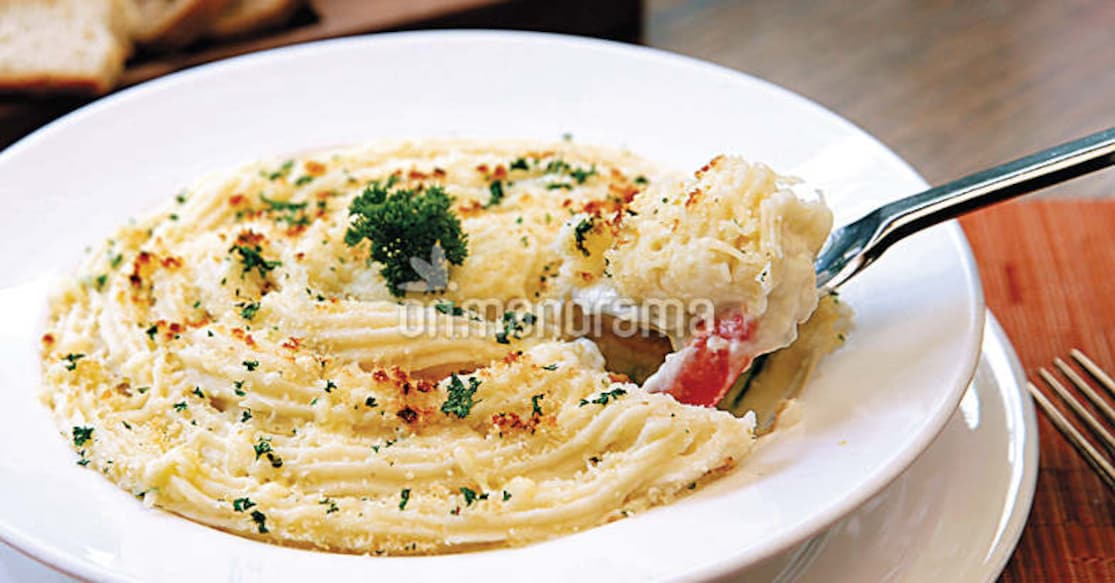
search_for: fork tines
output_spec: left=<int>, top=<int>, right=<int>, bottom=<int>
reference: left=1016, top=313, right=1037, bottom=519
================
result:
left=1028, top=349, right=1115, bottom=492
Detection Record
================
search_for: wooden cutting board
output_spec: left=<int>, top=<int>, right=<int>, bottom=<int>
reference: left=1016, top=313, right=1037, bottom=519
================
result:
left=960, top=199, right=1115, bottom=582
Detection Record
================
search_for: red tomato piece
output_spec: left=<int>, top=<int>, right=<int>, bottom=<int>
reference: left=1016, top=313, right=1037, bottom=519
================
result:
left=666, top=312, right=756, bottom=407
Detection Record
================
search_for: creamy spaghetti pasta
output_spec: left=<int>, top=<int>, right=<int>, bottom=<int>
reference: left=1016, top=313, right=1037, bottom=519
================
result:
left=40, top=139, right=838, bottom=554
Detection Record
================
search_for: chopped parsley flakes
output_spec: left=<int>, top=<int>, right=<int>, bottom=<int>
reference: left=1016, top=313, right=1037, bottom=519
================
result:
left=441, top=374, right=481, bottom=419
left=371, top=438, right=397, bottom=453
left=230, top=244, right=281, bottom=278
left=266, top=160, right=294, bottom=181
left=460, top=487, right=488, bottom=506
left=72, top=426, right=93, bottom=447
left=579, top=388, right=628, bottom=407
left=260, top=193, right=310, bottom=227
left=495, top=311, right=536, bottom=344
left=250, top=510, right=269, bottom=533
left=570, top=165, right=596, bottom=184
left=233, top=497, right=256, bottom=512
left=61, top=353, right=85, bottom=371
left=543, top=159, right=570, bottom=175
left=531, top=394, right=544, bottom=417
left=238, top=301, right=261, bottom=321
left=399, top=488, right=411, bottom=510
left=242, top=360, right=260, bottom=371
left=435, top=300, right=464, bottom=316
left=573, top=217, right=594, bottom=256
left=485, top=180, right=506, bottom=208
left=253, top=437, right=283, bottom=467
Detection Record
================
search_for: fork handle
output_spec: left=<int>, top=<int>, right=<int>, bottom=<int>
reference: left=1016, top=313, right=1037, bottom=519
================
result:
left=830, top=127, right=1115, bottom=290
left=879, top=126, right=1115, bottom=239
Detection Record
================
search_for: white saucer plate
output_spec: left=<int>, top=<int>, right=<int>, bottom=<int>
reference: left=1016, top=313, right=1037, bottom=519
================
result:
left=0, top=31, right=984, bottom=580
left=742, top=313, right=1038, bottom=582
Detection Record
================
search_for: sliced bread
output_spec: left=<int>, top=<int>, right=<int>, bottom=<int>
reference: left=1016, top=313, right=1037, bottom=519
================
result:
left=207, top=0, right=300, bottom=39
left=127, top=0, right=231, bottom=49
left=0, top=0, right=132, bottom=95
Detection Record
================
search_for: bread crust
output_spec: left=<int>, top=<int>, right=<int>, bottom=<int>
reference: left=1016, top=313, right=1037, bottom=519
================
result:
left=0, top=0, right=132, bottom=95
left=131, top=0, right=233, bottom=49
left=207, top=0, right=300, bottom=39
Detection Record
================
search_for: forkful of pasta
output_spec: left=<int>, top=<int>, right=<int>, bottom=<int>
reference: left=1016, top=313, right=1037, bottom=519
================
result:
left=580, top=127, right=1114, bottom=434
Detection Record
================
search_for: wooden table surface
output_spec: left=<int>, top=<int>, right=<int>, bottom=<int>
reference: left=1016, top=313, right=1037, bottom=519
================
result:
left=646, top=0, right=1115, bottom=199
left=961, top=201, right=1115, bottom=583
left=3, top=1, right=1114, bottom=580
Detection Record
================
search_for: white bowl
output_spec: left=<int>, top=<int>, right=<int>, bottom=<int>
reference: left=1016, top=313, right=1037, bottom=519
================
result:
left=0, top=31, right=983, bottom=582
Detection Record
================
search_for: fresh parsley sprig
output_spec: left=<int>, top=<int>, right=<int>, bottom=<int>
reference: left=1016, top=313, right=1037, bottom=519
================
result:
left=344, top=179, right=468, bottom=297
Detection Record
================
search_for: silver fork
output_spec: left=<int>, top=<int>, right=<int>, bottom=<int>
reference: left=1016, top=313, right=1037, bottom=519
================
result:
left=815, top=127, right=1115, bottom=294
left=748, top=128, right=1115, bottom=434
left=1028, top=349, right=1115, bottom=492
